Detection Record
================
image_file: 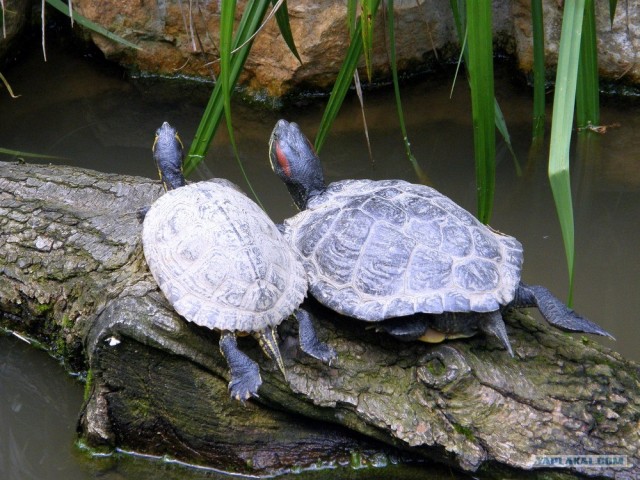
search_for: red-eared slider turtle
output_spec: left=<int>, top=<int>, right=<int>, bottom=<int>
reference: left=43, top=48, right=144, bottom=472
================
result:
left=268, top=119, right=613, bottom=354
left=142, top=122, right=335, bottom=401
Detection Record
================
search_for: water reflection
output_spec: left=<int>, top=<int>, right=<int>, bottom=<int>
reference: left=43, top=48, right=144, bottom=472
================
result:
left=1, top=40, right=639, bottom=478
left=0, top=334, right=85, bottom=480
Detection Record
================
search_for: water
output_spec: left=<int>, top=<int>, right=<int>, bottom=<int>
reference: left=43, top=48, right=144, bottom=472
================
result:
left=1, top=40, right=638, bottom=478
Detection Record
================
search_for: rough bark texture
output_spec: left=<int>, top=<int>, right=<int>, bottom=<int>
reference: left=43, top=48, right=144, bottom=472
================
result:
left=1, top=160, right=639, bottom=479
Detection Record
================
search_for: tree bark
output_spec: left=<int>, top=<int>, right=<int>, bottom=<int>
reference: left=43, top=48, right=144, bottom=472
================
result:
left=1, top=160, right=638, bottom=479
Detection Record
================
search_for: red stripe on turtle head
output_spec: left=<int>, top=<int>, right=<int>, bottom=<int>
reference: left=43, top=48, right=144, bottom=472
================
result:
left=275, top=142, right=292, bottom=178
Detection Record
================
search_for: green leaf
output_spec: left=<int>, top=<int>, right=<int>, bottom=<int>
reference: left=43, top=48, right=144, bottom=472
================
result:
left=466, top=0, right=495, bottom=224
left=0, top=147, right=65, bottom=160
left=609, top=0, right=618, bottom=26
left=272, top=0, right=302, bottom=63
left=548, top=0, right=586, bottom=304
left=219, top=0, right=237, bottom=155
left=45, top=0, right=141, bottom=50
left=315, top=0, right=380, bottom=153
left=386, top=0, right=426, bottom=181
left=184, top=0, right=271, bottom=176
left=360, top=0, right=376, bottom=82
left=576, top=0, right=599, bottom=129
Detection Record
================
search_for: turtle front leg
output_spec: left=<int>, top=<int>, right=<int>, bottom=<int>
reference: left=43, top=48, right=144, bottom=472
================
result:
left=219, top=331, right=262, bottom=401
left=513, top=283, right=614, bottom=339
left=295, top=309, right=337, bottom=364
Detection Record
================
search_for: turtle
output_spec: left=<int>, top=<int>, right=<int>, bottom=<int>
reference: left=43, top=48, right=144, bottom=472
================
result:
left=141, top=122, right=335, bottom=401
left=267, top=119, right=614, bottom=355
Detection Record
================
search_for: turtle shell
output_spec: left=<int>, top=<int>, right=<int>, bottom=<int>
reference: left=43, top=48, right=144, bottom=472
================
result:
left=142, top=180, right=307, bottom=332
left=283, top=179, right=523, bottom=321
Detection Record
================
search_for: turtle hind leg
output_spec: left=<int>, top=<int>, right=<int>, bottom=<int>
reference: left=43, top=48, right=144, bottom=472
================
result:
left=479, top=311, right=514, bottom=357
left=514, top=283, right=615, bottom=339
left=295, top=309, right=337, bottom=364
left=219, top=331, right=262, bottom=401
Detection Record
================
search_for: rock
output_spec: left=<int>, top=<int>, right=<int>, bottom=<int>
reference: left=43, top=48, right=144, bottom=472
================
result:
left=1, top=160, right=639, bottom=478
left=67, top=1, right=640, bottom=98
left=0, top=0, right=31, bottom=63
left=512, top=0, right=640, bottom=84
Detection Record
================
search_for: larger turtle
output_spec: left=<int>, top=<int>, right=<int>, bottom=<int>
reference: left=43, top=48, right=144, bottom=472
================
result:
left=268, top=119, right=613, bottom=354
left=142, top=122, right=335, bottom=401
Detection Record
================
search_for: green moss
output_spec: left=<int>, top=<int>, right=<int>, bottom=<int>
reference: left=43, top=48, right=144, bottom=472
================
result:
left=129, top=399, right=152, bottom=419
left=452, top=422, right=476, bottom=441
left=34, top=302, right=54, bottom=315
left=61, top=314, right=72, bottom=329
left=349, top=450, right=364, bottom=469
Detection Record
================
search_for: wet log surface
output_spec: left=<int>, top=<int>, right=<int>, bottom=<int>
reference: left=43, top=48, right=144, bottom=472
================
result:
left=1, top=160, right=638, bottom=479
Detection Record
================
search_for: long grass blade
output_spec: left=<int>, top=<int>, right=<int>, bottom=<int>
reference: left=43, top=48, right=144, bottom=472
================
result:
left=576, top=0, right=599, bottom=129
left=531, top=0, right=546, bottom=138
left=361, top=0, right=376, bottom=82
left=184, top=0, right=270, bottom=175
left=609, top=0, right=618, bottom=26
left=219, top=0, right=237, bottom=152
left=272, top=0, right=301, bottom=63
left=451, top=1, right=518, bottom=185
left=0, top=147, right=65, bottom=160
left=315, top=0, right=380, bottom=153
left=386, top=0, right=426, bottom=181
left=45, top=0, right=141, bottom=50
left=466, top=0, right=495, bottom=224
left=548, top=0, right=585, bottom=304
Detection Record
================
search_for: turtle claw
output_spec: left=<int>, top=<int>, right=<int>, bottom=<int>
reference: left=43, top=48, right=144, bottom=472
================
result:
left=228, top=367, right=262, bottom=402
left=310, top=342, right=337, bottom=365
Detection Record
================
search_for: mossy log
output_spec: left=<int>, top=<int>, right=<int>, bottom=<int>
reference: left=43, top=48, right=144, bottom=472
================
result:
left=1, top=160, right=638, bottom=479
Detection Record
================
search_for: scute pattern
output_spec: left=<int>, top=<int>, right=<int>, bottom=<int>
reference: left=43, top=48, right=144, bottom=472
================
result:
left=284, top=179, right=523, bottom=321
left=142, top=181, right=307, bottom=332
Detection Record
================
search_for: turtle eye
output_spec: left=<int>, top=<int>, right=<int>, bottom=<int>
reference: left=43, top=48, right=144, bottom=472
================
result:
left=275, top=142, right=292, bottom=178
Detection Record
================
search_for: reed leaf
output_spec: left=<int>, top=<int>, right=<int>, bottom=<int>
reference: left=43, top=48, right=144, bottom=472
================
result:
left=184, top=0, right=270, bottom=175
left=0, top=147, right=65, bottom=160
left=219, top=0, right=237, bottom=150
left=450, top=0, right=518, bottom=212
left=314, top=27, right=362, bottom=152
left=272, top=0, right=301, bottom=63
left=361, top=0, right=376, bottom=82
left=576, top=0, right=599, bottom=129
left=548, top=0, right=585, bottom=304
left=45, top=0, right=141, bottom=50
left=609, top=0, right=618, bottom=25
left=465, top=0, right=495, bottom=224
left=531, top=0, right=546, bottom=138
left=386, top=0, right=425, bottom=181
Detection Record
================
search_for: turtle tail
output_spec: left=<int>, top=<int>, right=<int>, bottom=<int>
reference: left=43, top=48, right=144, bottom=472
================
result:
left=255, top=327, right=287, bottom=379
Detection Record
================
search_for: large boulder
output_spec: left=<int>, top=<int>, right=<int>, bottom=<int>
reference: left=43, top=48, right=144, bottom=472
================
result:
left=68, top=0, right=640, bottom=97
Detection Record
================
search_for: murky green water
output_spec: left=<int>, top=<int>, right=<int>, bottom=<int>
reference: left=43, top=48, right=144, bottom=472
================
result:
left=1, top=38, right=638, bottom=479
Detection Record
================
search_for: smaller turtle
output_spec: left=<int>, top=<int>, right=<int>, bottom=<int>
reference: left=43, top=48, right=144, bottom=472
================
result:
left=268, top=119, right=614, bottom=354
left=142, top=122, right=335, bottom=401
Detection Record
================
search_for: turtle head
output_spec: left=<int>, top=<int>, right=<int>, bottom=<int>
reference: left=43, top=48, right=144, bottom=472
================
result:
left=153, top=122, right=186, bottom=191
left=269, top=119, right=325, bottom=210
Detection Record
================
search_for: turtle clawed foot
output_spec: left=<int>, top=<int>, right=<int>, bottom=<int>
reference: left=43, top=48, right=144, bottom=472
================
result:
left=220, top=331, right=263, bottom=402
left=307, top=341, right=337, bottom=365
left=520, top=284, right=615, bottom=340
left=228, top=369, right=262, bottom=402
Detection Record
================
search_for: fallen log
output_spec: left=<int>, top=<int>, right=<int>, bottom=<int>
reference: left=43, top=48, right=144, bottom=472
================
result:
left=1, top=160, right=638, bottom=479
